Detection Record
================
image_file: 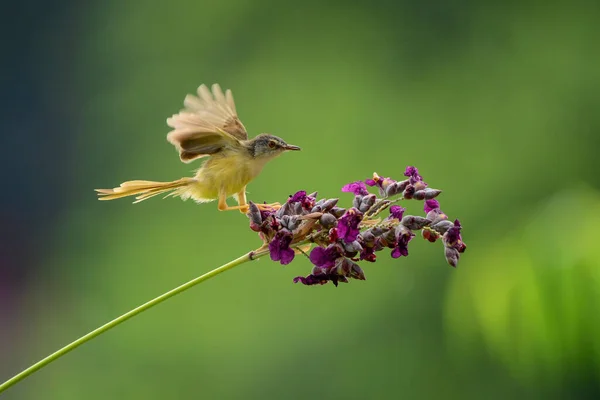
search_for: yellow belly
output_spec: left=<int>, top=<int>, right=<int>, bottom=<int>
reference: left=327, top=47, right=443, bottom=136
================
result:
left=187, top=155, right=255, bottom=202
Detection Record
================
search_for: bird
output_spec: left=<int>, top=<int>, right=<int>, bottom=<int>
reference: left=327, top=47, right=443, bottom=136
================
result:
left=95, top=84, right=300, bottom=213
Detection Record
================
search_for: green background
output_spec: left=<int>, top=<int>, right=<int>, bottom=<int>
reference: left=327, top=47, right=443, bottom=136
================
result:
left=2, top=0, right=600, bottom=399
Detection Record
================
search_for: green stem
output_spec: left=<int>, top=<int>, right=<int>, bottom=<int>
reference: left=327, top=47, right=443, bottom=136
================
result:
left=0, top=248, right=271, bottom=394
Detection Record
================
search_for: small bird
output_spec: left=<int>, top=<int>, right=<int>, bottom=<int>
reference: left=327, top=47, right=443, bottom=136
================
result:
left=95, top=84, right=300, bottom=212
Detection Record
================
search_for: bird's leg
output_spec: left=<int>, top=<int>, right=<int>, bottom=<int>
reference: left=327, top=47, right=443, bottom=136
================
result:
left=235, top=188, right=250, bottom=214
left=217, top=191, right=249, bottom=213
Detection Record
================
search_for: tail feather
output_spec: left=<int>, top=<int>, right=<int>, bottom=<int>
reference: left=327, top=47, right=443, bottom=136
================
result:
left=95, top=178, right=196, bottom=203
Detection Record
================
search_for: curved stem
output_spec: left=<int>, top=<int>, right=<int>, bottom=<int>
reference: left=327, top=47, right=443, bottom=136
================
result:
left=0, top=249, right=271, bottom=394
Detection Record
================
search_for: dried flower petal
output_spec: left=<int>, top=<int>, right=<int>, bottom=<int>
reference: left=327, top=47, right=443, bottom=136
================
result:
left=422, top=228, right=441, bottom=243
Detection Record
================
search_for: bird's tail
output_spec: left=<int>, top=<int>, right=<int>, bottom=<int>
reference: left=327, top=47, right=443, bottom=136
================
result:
left=95, top=178, right=196, bottom=203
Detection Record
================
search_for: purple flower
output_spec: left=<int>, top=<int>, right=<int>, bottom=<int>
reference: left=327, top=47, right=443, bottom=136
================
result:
left=389, top=205, right=406, bottom=220
left=293, top=274, right=328, bottom=286
left=289, top=190, right=306, bottom=203
left=268, top=229, right=295, bottom=265
left=309, top=245, right=341, bottom=268
left=365, top=172, right=396, bottom=196
left=424, top=199, right=440, bottom=213
left=293, top=272, right=348, bottom=287
left=342, top=181, right=369, bottom=196
left=294, top=258, right=365, bottom=287
left=404, top=166, right=422, bottom=183
left=335, top=208, right=363, bottom=243
left=288, top=190, right=316, bottom=210
left=247, top=169, right=467, bottom=285
left=365, top=173, right=395, bottom=188
left=441, top=219, right=466, bottom=267
left=444, top=219, right=462, bottom=247
left=334, top=258, right=366, bottom=281
left=391, top=227, right=415, bottom=258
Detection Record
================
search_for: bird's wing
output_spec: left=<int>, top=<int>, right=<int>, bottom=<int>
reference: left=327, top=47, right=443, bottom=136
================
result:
left=166, top=84, right=248, bottom=163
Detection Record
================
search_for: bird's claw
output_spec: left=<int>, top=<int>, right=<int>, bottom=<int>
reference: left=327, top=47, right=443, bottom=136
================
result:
left=239, top=205, right=250, bottom=214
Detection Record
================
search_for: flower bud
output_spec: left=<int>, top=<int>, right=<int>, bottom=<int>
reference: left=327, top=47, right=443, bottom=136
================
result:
left=348, top=260, right=366, bottom=280
left=342, top=240, right=363, bottom=256
left=382, top=228, right=396, bottom=244
left=330, top=207, right=347, bottom=218
left=359, top=194, right=377, bottom=212
left=308, top=191, right=318, bottom=199
left=352, top=195, right=363, bottom=209
left=414, top=181, right=428, bottom=191
left=360, top=230, right=376, bottom=246
left=400, top=215, right=431, bottom=230
left=334, top=258, right=349, bottom=276
left=413, top=188, right=442, bottom=200
left=280, top=215, right=300, bottom=231
left=248, top=202, right=262, bottom=225
left=402, top=184, right=415, bottom=199
left=385, top=179, right=409, bottom=197
left=431, top=219, right=454, bottom=234
left=370, top=226, right=388, bottom=237
left=291, top=202, right=304, bottom=215
left=321, top=198, right=339, bottom=212
left=319, top=212, right=338, bottom=229
left=426, top=208, right=447, bottom=224
left=445, top=247, right=459, bottom=267
left=274, top=201, right=290, bottom=217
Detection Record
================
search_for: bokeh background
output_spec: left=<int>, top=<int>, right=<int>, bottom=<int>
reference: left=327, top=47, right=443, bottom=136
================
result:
left=2, top=0, right=599, bottom=399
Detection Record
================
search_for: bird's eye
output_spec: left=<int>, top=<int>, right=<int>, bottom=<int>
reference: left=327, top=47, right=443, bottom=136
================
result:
left=268, top=141, right=276, bottom=149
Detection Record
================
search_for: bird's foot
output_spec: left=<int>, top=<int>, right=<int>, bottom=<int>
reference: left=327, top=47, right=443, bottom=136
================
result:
left=255, top=202, right=281, bottom=211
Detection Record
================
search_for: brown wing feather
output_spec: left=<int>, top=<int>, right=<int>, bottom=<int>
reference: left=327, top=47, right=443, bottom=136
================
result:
left=166, top=84, right=248, bottom=163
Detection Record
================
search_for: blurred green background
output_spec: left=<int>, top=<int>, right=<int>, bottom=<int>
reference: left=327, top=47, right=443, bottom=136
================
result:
left=1, top=0, right=599, bottom=399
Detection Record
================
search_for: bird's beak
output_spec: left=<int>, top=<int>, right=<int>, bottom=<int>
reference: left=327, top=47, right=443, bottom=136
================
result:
left=284, top=144, right=301, bottom=151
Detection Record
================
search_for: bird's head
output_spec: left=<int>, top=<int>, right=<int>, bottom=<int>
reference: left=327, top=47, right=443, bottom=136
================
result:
left=248, top=134, right=301, bottom=159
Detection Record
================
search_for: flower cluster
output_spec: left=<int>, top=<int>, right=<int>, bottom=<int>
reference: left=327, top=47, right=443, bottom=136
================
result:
left=247, top=166, right=467, bottom=286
